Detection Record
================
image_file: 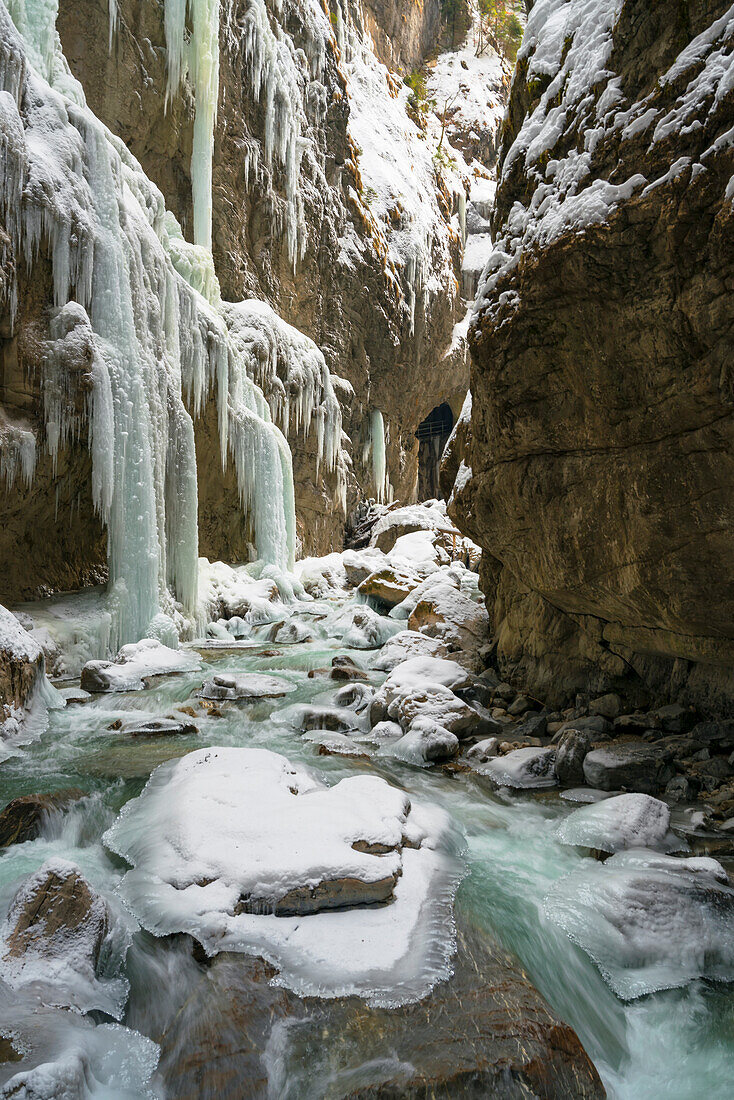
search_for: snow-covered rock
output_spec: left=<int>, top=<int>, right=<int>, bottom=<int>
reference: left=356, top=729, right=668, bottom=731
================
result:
left=543, top=851, right=734, bottom=1000
left=381, top=718, right=460, bottom=767
left=480, top=746, right=558, bottom=789
left=80, top=639, right=201, bottom=693
left=369, top=657, right=480, bottom=738
left=555, top=793, right=685, bottom=855
left=0, top=858, right=128, bottom=1019
left=198, top=673, right=296, bottom=701
left=371, top=630, right=449, bottom=672
left=104, top=747, right=464, bottom=1004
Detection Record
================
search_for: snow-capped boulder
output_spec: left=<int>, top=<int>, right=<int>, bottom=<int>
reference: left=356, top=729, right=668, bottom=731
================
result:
left=103, top=747, right=464, bottom=1003
left=555, top=793, right=685, bottom=855
left=80, top=639, right=201, bottom=693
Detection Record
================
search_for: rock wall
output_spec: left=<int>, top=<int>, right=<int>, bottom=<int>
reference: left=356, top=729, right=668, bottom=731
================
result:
left=53, top=0, right=467, bottom=559
left=451, top=0, right=734, bottom=713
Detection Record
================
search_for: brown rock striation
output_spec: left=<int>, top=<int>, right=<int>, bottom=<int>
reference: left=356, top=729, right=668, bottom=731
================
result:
left=452, top=0, right=734, bottom=713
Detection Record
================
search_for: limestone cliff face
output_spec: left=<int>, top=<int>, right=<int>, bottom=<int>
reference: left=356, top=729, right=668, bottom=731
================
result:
left=451, top=0, right=734, bottom=712
left=55, top=0, right=467, bottom=558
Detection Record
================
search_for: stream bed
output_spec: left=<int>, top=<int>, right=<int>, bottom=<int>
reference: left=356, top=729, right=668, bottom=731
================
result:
left=1, top=592, right=733, bottom=1098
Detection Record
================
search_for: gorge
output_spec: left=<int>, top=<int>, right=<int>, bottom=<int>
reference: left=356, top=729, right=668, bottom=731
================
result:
left=0, top=0, right=732, bottom=1097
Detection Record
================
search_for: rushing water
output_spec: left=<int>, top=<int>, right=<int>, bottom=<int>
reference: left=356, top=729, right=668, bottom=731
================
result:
left=1, top=594, right=733, bottom=1098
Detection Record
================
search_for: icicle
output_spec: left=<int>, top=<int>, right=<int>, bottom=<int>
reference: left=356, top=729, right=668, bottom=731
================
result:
left=159, top=0, right=219, bottom=250
left=368, top=408, right=389, bottom=504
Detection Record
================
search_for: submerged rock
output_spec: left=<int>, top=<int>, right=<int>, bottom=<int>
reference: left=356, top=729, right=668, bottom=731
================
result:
left=153, top=921, right=604, bottom=1100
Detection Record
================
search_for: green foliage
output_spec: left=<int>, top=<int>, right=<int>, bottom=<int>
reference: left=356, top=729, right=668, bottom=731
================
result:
left=477, top=0, right=524, bottom=63
left=404, top=71, right=435, bottom=127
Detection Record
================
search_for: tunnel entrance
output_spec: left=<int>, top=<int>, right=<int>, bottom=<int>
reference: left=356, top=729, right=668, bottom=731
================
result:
left=416, top=402, right=454, bottom=500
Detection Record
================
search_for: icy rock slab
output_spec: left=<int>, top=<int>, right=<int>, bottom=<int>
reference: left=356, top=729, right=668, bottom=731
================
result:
left=104, top=747, right=464, bottom=1004
left=371, top=630, right=449, bottom=672
left=556, top=793, right=686, bottom=855
left=274, top=703, right=362, bottom=734
left=560, top=788, right=615, bottom=804
left=118, top=717, right=199, bottom=738
left=480, top=747, right=558, bottom=789
left=198, top=673, right=296, bottom=701
left=0, top=858, right=129, bottom=1019
left=80, top=639, right=201, bottom=693
left=543, top=851, right=734, bottom=1000
left=302, top=731, right=370, bottom=759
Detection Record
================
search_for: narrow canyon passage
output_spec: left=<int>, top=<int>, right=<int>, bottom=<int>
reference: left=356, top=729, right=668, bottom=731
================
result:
left=0, top=0, right=733, bottom=1096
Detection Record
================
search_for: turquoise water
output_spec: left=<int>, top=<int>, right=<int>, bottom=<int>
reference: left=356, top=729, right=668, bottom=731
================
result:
left=1, top=610, right=733, bottom=1097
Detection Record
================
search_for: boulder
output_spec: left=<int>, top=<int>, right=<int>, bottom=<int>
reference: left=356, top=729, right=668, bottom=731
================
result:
left=81, top=639, right=201, bottom=692
left=385, top=718, right=460, bottom=766
left=4, top=859, right=108, bottom=968
left=481, top=746, right=557, bottom=790
left=582, top=743, right=675, bottom=794
left=358, top=566, right=421, bottom=608
left=555, top=730, right=591, bottom=786
left=589, top=694, right=621, bottom=720
left=119, top=717, right=199, bottom=737
left=0, top=789, right=84, bottom=848
left=153, top=922, right=604, bottom=1100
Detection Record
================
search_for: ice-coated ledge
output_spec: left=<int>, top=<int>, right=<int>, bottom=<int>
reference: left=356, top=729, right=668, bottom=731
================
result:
left=104, top=746, right=465, bottom=1005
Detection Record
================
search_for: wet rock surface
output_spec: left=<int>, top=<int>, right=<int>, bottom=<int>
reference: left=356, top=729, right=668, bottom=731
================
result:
left=148, top=921, right=605, bottom=1100
left=0, top=789, right=84, bottom=848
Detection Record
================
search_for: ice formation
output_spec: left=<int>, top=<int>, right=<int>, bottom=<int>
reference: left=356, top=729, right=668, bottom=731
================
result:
left=104, top=746, right=465, bottom=1005
left=159, top=0, right=220, bottom=249
left=0, top=0, right=345, bottom=653
left=556, top=793, right=686, bottom=855
left=543, top=850, right=734, bottom=1000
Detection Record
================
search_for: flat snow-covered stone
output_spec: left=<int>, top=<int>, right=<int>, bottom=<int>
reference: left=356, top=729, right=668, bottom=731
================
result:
left=81, top=639, right=201, bottom=693
left=104, top=747, right=463, bottom=1004
left=198, top=673, right=295, bottom=701
left=556, top=793, right=685, bottom=854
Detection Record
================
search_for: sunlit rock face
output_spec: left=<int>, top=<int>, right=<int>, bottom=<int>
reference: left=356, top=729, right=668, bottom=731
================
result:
left=55, top=0, right=468, bottom=556
left=453, top=0, right=734, bottom=712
